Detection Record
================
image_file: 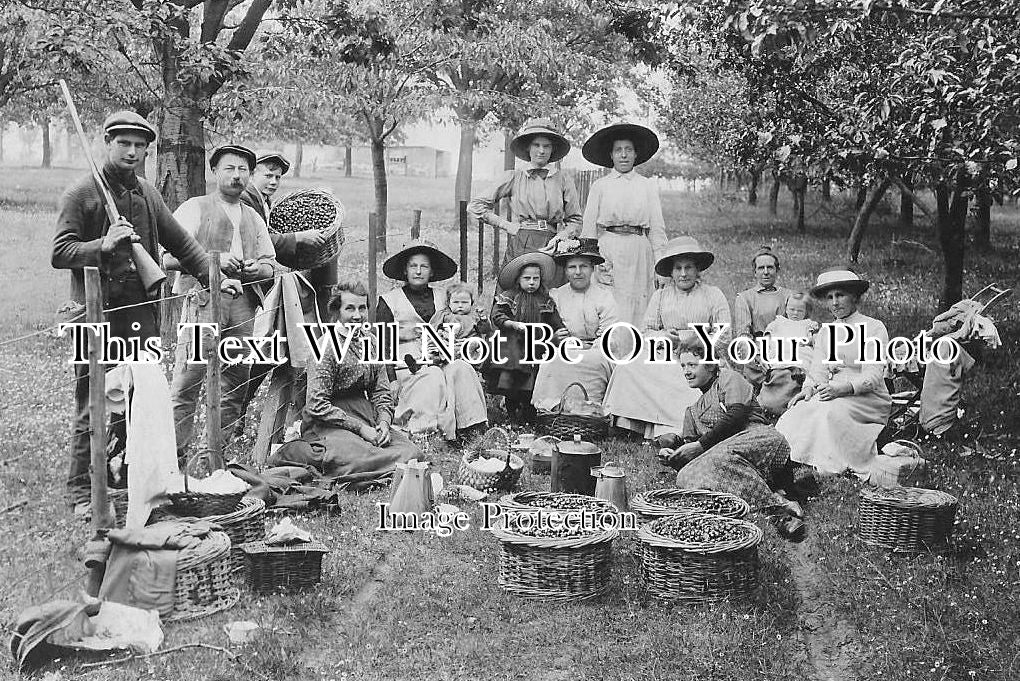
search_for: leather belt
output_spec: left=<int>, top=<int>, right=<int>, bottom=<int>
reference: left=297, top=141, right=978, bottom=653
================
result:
left=518, top=219, right=558, bottom=232
left=604, top=225, right=646, bottom=236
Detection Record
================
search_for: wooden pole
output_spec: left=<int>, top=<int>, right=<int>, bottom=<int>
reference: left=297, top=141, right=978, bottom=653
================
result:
left=411, top=209, right=421, bottom=240
left=205, top=252, right=224, bottom=471
left=491, top=223, right=500, bottom=279
left=476, top=218, right=484, bottom=296
left=84, top=267, right=112, bottom=596
left=459, top=200, right=468, bottom=283
left=368, top=213, right=378, bottom=320
left=376, top=209, right=387, bottom=254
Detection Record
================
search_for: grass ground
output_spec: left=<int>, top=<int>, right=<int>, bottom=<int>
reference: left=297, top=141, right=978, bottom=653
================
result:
left=0, top=167, right=1017, bottom=680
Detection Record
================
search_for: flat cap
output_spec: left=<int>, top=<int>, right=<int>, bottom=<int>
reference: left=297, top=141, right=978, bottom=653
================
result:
left=103, top=110, right=156, bottom=143
left=209, top=143, right=256, bottom=170
left=256, top=151, right=291, bottom=174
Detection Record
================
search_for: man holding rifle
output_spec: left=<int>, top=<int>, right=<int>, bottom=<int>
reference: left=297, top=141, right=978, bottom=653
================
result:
left=52, top=110, right=231, bottom=518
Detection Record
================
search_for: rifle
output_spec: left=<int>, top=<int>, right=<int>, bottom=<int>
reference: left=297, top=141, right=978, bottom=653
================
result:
left=58, top=80, right=167, bottom=297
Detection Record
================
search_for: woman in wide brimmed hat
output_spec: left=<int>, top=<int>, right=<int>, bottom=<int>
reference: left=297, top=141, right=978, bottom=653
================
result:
left=603, top=236, right=732, bottom=438
left=468, top=118, right=582, bottom=289
left=530, top=240, right=620, bottom=413
left=485, top=251, right=564, bottom=423
left=375, top=240, right=488, bottom=441
left=774, top=267, right=892, bottom=476
left=580, top=122, right=667, bottom=326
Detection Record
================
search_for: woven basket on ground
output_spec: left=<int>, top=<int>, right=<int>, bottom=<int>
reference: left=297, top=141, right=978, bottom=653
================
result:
left=189, top=497, right=267, bottom=575
left=167, top=530, right=240, bottom=622
left=638, top=512, right=762, bottom=603
left=491, top=518, right=618, bottom=602
left=240, top=540, right=330, bottom=593
left=535, top=382, right=610, bottom=442
left=457, top=427, right=524, bottom=493
left=168, top=490, right=246, bottom=518
left=267, top=189, right=345, bottom=270
left=630, top=488, right=750, bottom=523
left=496, top=491, right=617, bottom=516
left=858, top=485, right=958, bottom=552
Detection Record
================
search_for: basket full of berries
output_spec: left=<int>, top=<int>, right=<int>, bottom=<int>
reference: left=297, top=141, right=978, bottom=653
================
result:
left=267, top=189, right=345, bottom=270
left=637, top=511, right=762, bottom=603
left=630, top=488, right=750, bottom=523
left=490, top=511, right=618, bottom=602
left=496, top=491, right=617, bottom=516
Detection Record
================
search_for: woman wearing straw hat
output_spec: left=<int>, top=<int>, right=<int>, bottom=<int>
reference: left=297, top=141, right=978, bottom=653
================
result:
left=376, top=240, right=488, bottom=442
left=484, top=250, right=563, bottom=423
left=774, top=268, right=891, bottom=475
left=530, top=240, right=620, bottom=411
left=603, top=236, right=731, bottom=439
left=580, top=123, right=667, bottom=326
left=469, top=118, right=582, bottom=287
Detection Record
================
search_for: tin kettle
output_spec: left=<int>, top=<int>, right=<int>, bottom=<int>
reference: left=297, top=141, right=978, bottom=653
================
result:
left=591, top=461, right=628, bottom=511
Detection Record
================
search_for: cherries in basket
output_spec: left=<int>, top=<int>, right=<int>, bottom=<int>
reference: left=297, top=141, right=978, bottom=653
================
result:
left=662, top=494, right=741, bottom=515
left=655, top=514, right=750, bottom=544
left=269, top=193, right=337, bottom=232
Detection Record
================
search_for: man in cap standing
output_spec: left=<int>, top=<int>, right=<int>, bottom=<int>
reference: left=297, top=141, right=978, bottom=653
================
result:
left=52, top=110, right=219, bottom=517
left=165, top=143, right=278, bottom=461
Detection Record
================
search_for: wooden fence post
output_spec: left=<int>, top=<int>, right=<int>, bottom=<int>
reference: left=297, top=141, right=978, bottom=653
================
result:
left=84, top=266, right=112, bottom=596
left=411, top=209, right=421, bottom=240
left=376, top=210, right=387, bottom=254
left=459, top=200, right=468, bottom=283
left=491, top=223, right=500, bottom=279
left=368, top=213, right=378, bottom=320
left=205, top=252, right=224, bottom=471
left=476, top=218, right=484, bottom=296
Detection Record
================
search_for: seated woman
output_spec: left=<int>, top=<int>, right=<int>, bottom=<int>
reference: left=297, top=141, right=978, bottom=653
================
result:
left=376, top=241, right=489, bottom=442
left=604, top=236, right=731, bottom=438
left=774, top=268, right=892, bottom=475
left=531, top=240, right=619, bottom=411
left=275, top=279, right=420, bottom=489
left=659, top=348, right=804, bottom=540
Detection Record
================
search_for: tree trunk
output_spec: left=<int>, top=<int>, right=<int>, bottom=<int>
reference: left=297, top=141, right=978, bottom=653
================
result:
left=768, top=172, right=780, bottom=215
left=789, top=173, right=808, bottom=232
left=855, top=184, right=868, bottom=211
left=293, top=139, right=303, bottom=178
left=846, top=177, right=892, bottom=262
left=155, top=76, right=208, bottom=209
left=899, top=176, right=913, bottom=228
left=0, top=117, right=5, bottom=162
left=41, top=118, right=52, bottom=168
left=748, top=169, right=760, bottom=205
left=973, top=180, right=991, bottom=250
left=933, top=166, right=968, bottom=309
left=370, top=134, right=388, bottom=251
left=344, top=143, right=352, bottom=177
left=821, top=177, right=831, bottom=202
left=454, top=115, right=478, bottom=206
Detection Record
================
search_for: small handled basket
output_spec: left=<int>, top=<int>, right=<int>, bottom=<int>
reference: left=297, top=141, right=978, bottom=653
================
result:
left=638, top=511, right=763, bottom=603
left=491, top=517, right=618, bottom=602
left=240, top=540, right=330, bottom=593
left=168, top=530, right=240, bottom=622
left=267, top=189, right=346, bottom=270
left=535, top=382, right=610, bottom=442
left=857, top=485, right=958, bottom=552
left=457, top=427, right=524, bottom=493
left=497, top=491, right=617, bottom=515
left=631, top=488, right=750, bottom=523
left=168, top=453, right=249, bottom=518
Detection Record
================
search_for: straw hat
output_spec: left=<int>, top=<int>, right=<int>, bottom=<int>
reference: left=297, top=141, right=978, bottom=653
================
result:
left=509, top=118, right=571, bottom=163
left=382, top=240, right=458, bottom=282
left=551, top=238, right=605, bottom=266
left=581, top=123, right=660, bottom=168
left=809, top=268, right=870, bottom=298
left=209, top=143, right=256, bottom=170
left=654, top=236, right=715, bottom=276
left=497, top=250, right=556, bottom=290
left=255, top=151, right=291, bottom=175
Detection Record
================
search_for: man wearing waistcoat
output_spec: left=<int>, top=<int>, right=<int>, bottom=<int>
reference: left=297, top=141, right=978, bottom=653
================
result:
left=165, top=144, right=278, bottom=461
left=53, top=111, right=216, bottom=516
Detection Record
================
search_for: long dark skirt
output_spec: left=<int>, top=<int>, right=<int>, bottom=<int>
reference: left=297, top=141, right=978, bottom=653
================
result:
left=499, top=228, right=565, bottom=289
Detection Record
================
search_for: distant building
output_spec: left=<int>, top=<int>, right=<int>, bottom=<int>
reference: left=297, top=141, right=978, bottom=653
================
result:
left=347, top=146, right=451, bottom=178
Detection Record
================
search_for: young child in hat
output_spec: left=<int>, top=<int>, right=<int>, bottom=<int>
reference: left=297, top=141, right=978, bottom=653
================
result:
left=763, top=291, right=820, bottom=369
left=485, top=251, right=564, bottom=424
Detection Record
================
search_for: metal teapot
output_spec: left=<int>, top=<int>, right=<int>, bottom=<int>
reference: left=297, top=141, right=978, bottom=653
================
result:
left=591, top=461, right=628, bottom=511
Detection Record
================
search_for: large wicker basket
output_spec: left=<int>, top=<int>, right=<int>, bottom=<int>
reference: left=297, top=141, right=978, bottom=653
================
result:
left=240, top=540, right=330, bottom=593
left=491, top=518, right=618, bottom=602
left=858, top=485, right=958, bottom=552
left=267, top=189, right=345, bottom=270
left=638, top=512, right=762, bottom=603
left=457, top=427, right=524, bottom=493
left=168, top=490, right=246, bottom=518
left=199, top=497, right=267, bottom=574
left=535, top=382, right=610, bottom=442
left=496, top=491, right=618, bottom=515
left=168, top=530, right=240, bottom=622
left=631, top=488, right=750, bottom=523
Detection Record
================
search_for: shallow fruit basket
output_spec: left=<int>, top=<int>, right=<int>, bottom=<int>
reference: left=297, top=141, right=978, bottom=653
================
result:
left=496, top=491, right=617, bottom=515
left=491, top=515, right=618, bottom=602
left=458, top=427, right=525, bottom=493
left=267, top=189, right=345, bottom=269
left=631, top=488, right=750, bottom=522
left=858, top=485, right=958, bottom=552
left=638, top=511, right=762, bottom=603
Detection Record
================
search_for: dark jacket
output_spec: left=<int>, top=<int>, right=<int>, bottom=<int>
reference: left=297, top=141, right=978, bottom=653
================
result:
left=52, top=164, right=209, bottom=304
